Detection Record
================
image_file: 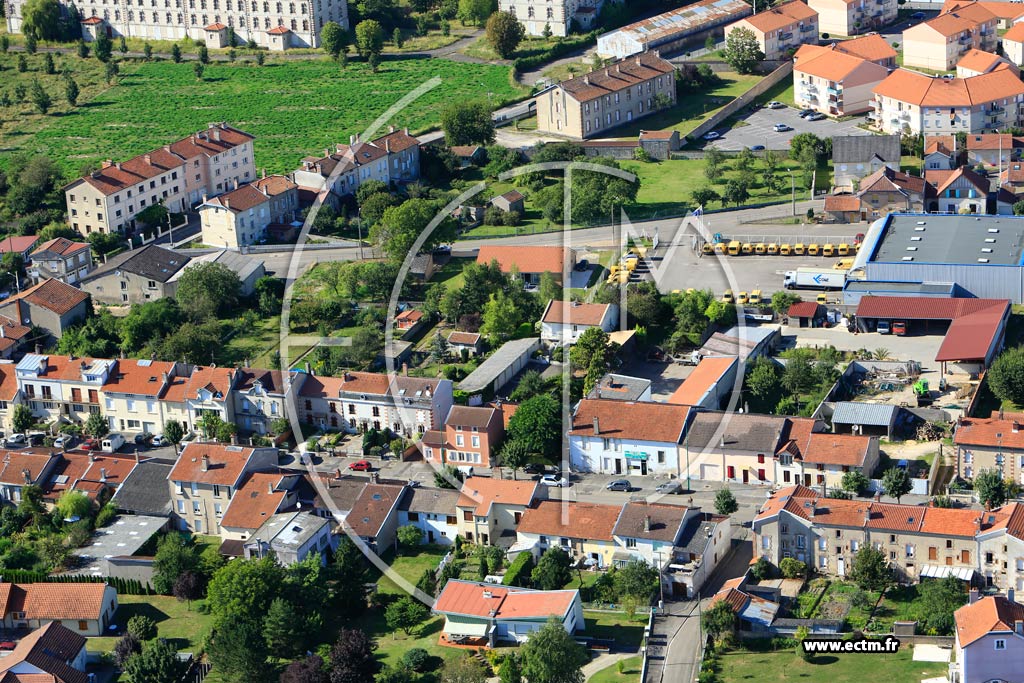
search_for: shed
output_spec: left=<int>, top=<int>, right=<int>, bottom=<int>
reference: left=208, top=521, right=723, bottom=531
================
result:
left=491, top=190, right=525, bottom=214
left=457, top=338, right=540, bottom=398
left=830, top=401, right=899, bottom=438
left=787, top=301, right=825, bottom=328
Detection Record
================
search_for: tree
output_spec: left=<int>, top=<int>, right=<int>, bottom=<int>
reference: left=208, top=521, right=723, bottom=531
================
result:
left=702, top=601, right=736, bottom=642
left=795, top=625, right=813, bottom=661
left=1014, top=200, right=1024, bottom=216
left=263, top=596, right=305, bottom=658
left=486, top=10, right=524, bottom=58
left=176, top=262, right=241, bottom=320
left=329, top=628, right=377, bottom=683
left=94, top=33, right=113, bottom=62
left=499, top=438, right=530, bottom=479
left=171, top=43, right=182, bottom=62
left=396, top=524, right=423, bottom=550
left=56, top=490, right=91, bottom=521
left=207, top=618, right=270, bottom=682
left=569, top=327, right=610, bottom=370
left=434, top=464, right=465, bottom=489
left=457, top=0, right=493, bottom=25
left=127, top=614, right=158, bottom=641
left=480, top=290, right=521, bottom=342
left=355, top=19, right=384, bottom=58
left=113, top=633, right=141, bottom=667
left=988, top=345, right=1024, bottom=407
left=510, top=370, right=548, bottom=402
left=152, top=533, right=199, bottom=594
left=506, top=394, right=561, bottom=461
left=779, top=557, right=806, bottom=579
left=771, top=291, right=801, bottom=315
left=415, top=567, right=436, bottom=597
left=531, top=547, right=572, bottom=590
left=750, top=556, right=772, bottom=581
left=615, top=559, right=659, bottom=602
left=193, top=62, right=204, bottom=80
left=197, top=44, right=210, bottom=63
left=441, top=100, right=495, bottom=146
left=714, top=488, right=738, bottom=515
left=841, top=470, right=871, bottom=496
left=64, top=77, right=79, bottom=106
left=163, top=420, right=185, bottom=451
left=975, top=468, right=1007, bottom=509
left=440, top=654, right=488, bottom=683
left=11, top=404, right=33, bottom=434
left=520, top=618, right=589, bottom=683
left=172, top=570, right=202, bottom=609
left=143, top=42, right=153, bottom=60
left=281, top=656, right=329, bottom=683
left=372, top=198, right=456, bottom=261
left=402, top=648, right=431, bottom=673
left=384, top=596, right=429, bottom=635
left=21, top=0, right=62, bottom=39
left=206, top=555, right=285, bottom=625
left=917, top=574, right=967, bottom=635
left=570, top=157, right=638, bottom=225
left=29, top=80, right=51, bottom=115
left=538, top=270, right=561, bottom=302
left=722, top=26, right=763, bottom=74
left=499, top=653, right=522, bottom=683
left=322, top=21, right=349, bottom=58
left=122, top=639, right=187, bottom=683
left=690, top=187, right=720, bottom=209
left=722, top=179, right=749, bottom=206
left=881, top=466, right=912, bottom=504
left=850, top=545, right=891, bottom=591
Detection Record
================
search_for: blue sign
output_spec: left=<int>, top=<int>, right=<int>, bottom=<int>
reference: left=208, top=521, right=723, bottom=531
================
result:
left=813, top=274, right=825, bottom=284
left=625, top=451, right=648, bottom=461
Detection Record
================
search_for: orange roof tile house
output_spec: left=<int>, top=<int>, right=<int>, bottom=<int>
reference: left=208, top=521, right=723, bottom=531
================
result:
left=0, top=582, right=118, bottom=636
left=725, top=1, right=818, bottom=61
left=569, top=399, right=690, bottom=476
left=475, top=246, right=575, bottom=286
left=807, top=0, right=897, bottom=38
left=433, top=579, right=583, bottom=647
left=954, top=592, right=1024, bottom=683
left=902, top=1, right=998, bottom=71
left=793, top=44, right=890, bottom=117
left=456, top=478, right=539, bottom=546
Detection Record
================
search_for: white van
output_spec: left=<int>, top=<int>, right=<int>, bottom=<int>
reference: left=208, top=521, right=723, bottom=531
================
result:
left=101, top=433, right=125, bottom=453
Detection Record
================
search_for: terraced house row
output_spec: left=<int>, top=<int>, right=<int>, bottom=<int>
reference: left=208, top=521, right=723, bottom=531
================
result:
left=754, top=484, right=1024, bottom=590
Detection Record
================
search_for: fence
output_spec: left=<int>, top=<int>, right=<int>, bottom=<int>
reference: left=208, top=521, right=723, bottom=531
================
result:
left=687, top=62, right=795, bottom=142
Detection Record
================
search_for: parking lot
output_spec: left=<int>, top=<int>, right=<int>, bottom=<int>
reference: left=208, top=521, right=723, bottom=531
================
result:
left=706, top=105, right=871, bottom=151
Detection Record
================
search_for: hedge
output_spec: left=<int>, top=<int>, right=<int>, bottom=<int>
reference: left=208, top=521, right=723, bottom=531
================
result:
left=502, top=552, right=534, bottom=587
left=513, top=32, right=598, bottom=73
left=0, top=569, right=152, bottom=595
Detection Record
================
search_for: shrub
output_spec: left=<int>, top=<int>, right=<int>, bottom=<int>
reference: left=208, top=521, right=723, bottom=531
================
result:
left=127, top=614, right=158, bottom=641
left=503, top=551, right=534, bottom=587
left=402, top=648, right=431, bottom=672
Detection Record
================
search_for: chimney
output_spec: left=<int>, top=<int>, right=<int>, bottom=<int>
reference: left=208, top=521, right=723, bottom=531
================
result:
left=616, top=64, right=621, bottom=73
left=201, top=454, right=210, bottom=472
left=89, top=452, right=96, bottom=463
left=223, top=198, right=230, bottom=210
left=161, top=372, right=168, bottom=384
left=865, top=508, right=871, bottom=524
left=267, top=481, right=274, bottom=494
left=261, top=168, right=267, bottom=179
left=583, top=75, right=590, bottom=85
left=389, top=125, right=396, bottom=133
left=605, top=68, right=610, bottom=77
left=402, top=363, right=409, bottom=376
left=22, top=468, right=31, bottom=484
left=305, top=361, right=312, bottom=374
left=969, top=588, right=981, bottom=604
left=335, top=468, right=342, bottom=480
left=202, top=193, right=208, bottom=204
left=644, top=515, right=651, bottom=532
left=144, top=154, right=152, bottom=165
left=1016, top=620, right=1024, bottom=635
left=593, top=417, right=600, bottom=435
left=1009, top=588, right=1016, bottom=603
left=350, top=134, right=357, bottom=146
left=230, top=433, right=238, bottom=445
left=101, top=159, right=114, bottom=169
left=370, top=472, right=380, bottom=484
left=134, top=449, right=140, bottom=463
left=100, top=468, right=108, bottom=482
left=115, top=162, right=122, bottom=170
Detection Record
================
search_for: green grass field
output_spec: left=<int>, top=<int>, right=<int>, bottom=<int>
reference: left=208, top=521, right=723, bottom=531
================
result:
left=3, top=55, right=524, bottom=175
left=375, top=545, right=450, bottom=596
left=589, top=656, right=643, bottom=683
left=87, top=594, right=215, bottom=654
left=717, top=643, right=946, bottom=682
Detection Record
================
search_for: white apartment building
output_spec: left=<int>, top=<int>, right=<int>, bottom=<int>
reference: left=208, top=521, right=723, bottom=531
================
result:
left=63, top=123, right=255, bottom=237
left=5, top=0, right=348, bottom=50
left=496, top=0, right=603, bottom=37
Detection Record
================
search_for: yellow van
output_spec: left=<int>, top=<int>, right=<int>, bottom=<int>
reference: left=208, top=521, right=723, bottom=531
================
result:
left=807, top=244, right=820, bottom=256
left=754, top=243, right=767, bottom=255
left=780, top=244, right=793, bottom=255
left=728, top=241, right=741, bottom=256
left=749, top=290, right=762, bottom=306
left=741, top=243, right=754, bottom=255
left=822, top=244, right=835, bottom=257
left=767, top=243, right=780, bottom=255
left=715, top=242, right=727, bottom=254
left=737, top=291, right=749, bottom=305
left=723, top=289, right=735, bottom=303
left=834, top=258, right=854, bottom=270
left=703, top=242, right=714, bottom=255
left=816, top=292, right=828, bottom=305
left=793, top=243, right=806, bottom=255
left=838, top=243, right=851, bottom=256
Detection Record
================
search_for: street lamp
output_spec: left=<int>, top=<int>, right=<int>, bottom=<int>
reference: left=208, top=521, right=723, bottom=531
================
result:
left=789, top=171, right=796, bottom=216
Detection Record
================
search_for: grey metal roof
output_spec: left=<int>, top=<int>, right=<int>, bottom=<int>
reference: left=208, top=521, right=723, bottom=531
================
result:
left=168, top=249, right=264, bottom=284
left=872, top=214, right=1024, bottom=266
left=458, top=338, right=540, bottom=394
left=244, top=510, right=329, bottom=551
left=831, top=401, right=899, bottom=427
left=844, top=281, right=955, bottom=295
left=112, top=458, right=174, bottom=516
left=399, top=486, right=460, bottom=515
left=832, top=135, right=901, bottom=164
left=587, top=373, right=651, bottom=402
left=71, top=514, right=167, bottom=568
left=82, top=244, right=190, bottom=284
left=685, top=411, right=786, bottom=451
left=675, top=512, right=724, bottom=556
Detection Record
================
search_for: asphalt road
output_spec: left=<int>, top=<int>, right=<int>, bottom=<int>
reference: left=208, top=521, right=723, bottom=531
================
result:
left=707, top=105, right=871, bottom=152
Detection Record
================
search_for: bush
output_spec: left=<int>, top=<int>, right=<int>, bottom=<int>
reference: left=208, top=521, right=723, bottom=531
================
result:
left=512, top=32, right=597, bottom=71
left=127, top=614, right=158, bottom=641
left=503, top=551, right=534, bottom=587
left=402, top=648, right=431, bottom=672
left=779, top=557, right=806, bottom=579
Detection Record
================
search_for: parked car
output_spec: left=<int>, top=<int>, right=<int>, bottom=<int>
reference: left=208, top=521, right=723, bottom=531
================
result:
left=540, top=474, right=568, bottom=487
left=0, top=641, right=15, bottom=651
left=703, top=131, right=721, bottom=140
left=751, top=145, right=766, bottom=151
left=134, top=433, right=153, bottom=445
left=773, top=123, right=792, bottom=132
left=574, top=259, right=590, bottom=272
left=27, top=431, right=45, bottom=446
left=524, top=463, right=560, bottom=476
left=82, top=438, right=99, bottom=451
left=798, top=109, right=816, bottom=118
left=4, top=434, right=26, bottom=447
left=348, top=460, right=373, bottom=471
left=767, top=101, right=785, bottom=109
left=893, top=321, right=908, bottom=336
left=54, top=434, right=76, bottom=449
left=807, top=112, right=827, bottom=121
left=911, top=11, right=925, bottom=19
left=655, top=481, right=683, bottom=495
left=151, top=435, right=167, bottom=447
left=877, top=320, right=892, bottom=335
left=606, top=479, right=632, bottom=492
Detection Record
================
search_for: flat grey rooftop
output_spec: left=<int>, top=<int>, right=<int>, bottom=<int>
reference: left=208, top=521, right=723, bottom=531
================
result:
left=872, top=214, right=1024, bottom=266
left=844, top=281, right=955, bottom=295
left=72, top=514, right=167, bottom=564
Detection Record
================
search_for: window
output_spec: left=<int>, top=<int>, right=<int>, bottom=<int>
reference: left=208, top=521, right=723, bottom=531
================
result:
left=407, top=512, right=419, bottom=522
left=625, top=538, right=637, bottom=548
left=996, top=639, right=1007, bottom=650
left=78, top=620, right=88, bottom=631
left=213, top=485, right=220, bottom=497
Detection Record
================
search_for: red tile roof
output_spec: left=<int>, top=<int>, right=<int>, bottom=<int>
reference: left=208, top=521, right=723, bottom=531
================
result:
left=788, top=301, right=822, bottom=318
left=184, top=366, right=236, bottom=399
left=220, top=471, right=288, bottom=529
left=102, top=359, right=175, bottom=396
left=736, top=0, right=816, bottom=32
left=347, top=483, right=406, bottom=537
left=667, top=357, right=736, bottom=406
left=873, top=68, right=1024, bottom=107
left=957, top=49, right=1007, bottom=74
left=30, top=238, right=90, bottom=260
left=516, top=501, right=622, bottom=541
left=267, top=25, right=291, bottom=34
left=802, top=433, right=872, bottom=466
left=824, top=194, right=861, bottom=212
left=7, top=279, right=88, bottom=316
left=434, top=580, right=577, bottom=620
left=955, top=416, right=1024, bottom=449
left=0, top=621, right=87, bottom=683
left=1005, top=21, right=1024, bottom=42
left=570, top=399, right=690, bottom=443
left=476, top=246, right=570, bottom=275
left=447, top=331, right=481, bottom=345
left=542, top=301, right=613, bottom=326
left=0, top=451, right=57, bottom=486
left=457, top=478, right=537, bottom=516
left=205, top=184, right=270, bottom=213
left=955, top=594, right=1024, bottom=646
left=556, top=52, right=675, bottom=103
left=168, top=443, right=261, bottom=486
left=831, top=34, right=898, bottom=63
left=0, top=583, right=112, bottom=621
left=0, top=236, right=39, bottom=255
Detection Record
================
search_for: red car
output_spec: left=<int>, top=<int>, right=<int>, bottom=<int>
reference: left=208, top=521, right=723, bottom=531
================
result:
left=0, top=641, right=16, bottom=651
left=82, top=438, right=99, bottom=451
left=348, top=460, right=373, bottom=472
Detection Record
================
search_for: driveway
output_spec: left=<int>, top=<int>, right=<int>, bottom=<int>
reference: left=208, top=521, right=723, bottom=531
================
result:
left=706, top=106, right=871, bottom=151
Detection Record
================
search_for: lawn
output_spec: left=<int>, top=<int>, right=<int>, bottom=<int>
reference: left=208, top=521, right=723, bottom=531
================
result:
left=582, top=611, right=647, bottom=651
left=5, top=56, right=525, bottom=175
left=87, top=594, right=215, bottom=654
left=717, top=642, right=947, bottom=682
left=589, top=655, right=643, bottom=683
left=606, top=72, right=763, bottom=139
left=219, top=314, right=283, bottom=367
left=375, top=545, right=451, bottom=596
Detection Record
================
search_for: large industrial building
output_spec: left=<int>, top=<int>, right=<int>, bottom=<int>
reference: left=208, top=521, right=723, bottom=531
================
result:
left=596, top=0, right=752, bottom=59
left=849, top=213, right=1024, bottom=303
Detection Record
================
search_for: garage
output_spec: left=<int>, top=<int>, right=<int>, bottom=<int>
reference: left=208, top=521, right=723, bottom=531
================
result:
left=700, top=463, right=721, bottom=481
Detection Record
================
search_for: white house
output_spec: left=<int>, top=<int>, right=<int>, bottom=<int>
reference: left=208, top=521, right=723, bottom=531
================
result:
left=540, top=301, right=618, bottom=345
left=568, top=399, right=690, bottom=477
left=242, top=510, right=334, bottom=565
left=433, top=580, right=584, bottom=647
left=953, top=591, right=1024, bottom=683
left=612, top=502, right=697, bottom=567
left=397, top=486, right=460, bottom=546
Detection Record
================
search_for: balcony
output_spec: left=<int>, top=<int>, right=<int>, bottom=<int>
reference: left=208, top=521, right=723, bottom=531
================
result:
left=800, top=23, right=815, bottom=32
left=779, top=31, right=793, bottom=40
left=827, top=86, right=841, bottom=95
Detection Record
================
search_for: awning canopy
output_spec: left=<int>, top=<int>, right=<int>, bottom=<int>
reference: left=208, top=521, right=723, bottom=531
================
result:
left=443, top=618, right=491, bottom=637
left=920, top=564, right=974, bottom=581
